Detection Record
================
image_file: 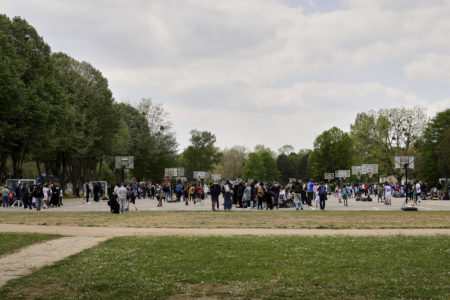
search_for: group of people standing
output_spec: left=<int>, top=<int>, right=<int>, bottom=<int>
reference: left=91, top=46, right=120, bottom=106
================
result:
left=1, top=182, right=62, bottom=210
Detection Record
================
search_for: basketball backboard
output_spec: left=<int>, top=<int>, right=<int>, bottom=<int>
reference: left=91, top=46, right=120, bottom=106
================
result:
left=395, top=156, right=415, bottom=169
left=115, top=156, right=134, bottom=169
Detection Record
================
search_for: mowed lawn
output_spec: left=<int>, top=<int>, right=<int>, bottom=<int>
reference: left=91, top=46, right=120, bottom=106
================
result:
left=0, top=236, right=448, bottom=299
left=0, top=211, right=449, bottom=229
left=0, top=232, right=61, bottom=256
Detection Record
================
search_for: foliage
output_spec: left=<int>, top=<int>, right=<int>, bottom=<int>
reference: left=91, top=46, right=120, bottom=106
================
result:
left=181, top=130, right=222, bottom=179
left=308, top=127, right=353, bottom=180
left=350, top=106, right=427, bottom=182
left=213, top=145, right=248, bottom=179
left=242, top=150, right=280, bottom=182
left=136, top=98, right=178, bottom=181
left=0, top=15, right=177, bottom=185
left=44, top=52, right=119, bottom=186
left=276, top=149, right=311, bottom=183
left=0, top=15, right=54, bottom=178
left=417, top=109, right=450, bottom=182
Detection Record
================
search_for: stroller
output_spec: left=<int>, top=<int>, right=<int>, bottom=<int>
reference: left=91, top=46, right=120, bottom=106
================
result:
left=107, top=195, right=120, bottom=214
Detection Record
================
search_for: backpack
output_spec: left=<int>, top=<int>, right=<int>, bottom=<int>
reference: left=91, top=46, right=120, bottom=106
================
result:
left=257, top=185, right=264, bottom=197
left=224, top=184, right=230, bottom=193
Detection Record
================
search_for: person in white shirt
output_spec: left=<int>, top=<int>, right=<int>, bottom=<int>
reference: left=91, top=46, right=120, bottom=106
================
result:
left=384, top=183, right=392, bottom=205
left=43, top=184, right=49, bottom=209
left=415, top=181, right=421, bottom=203
left=116, top=183, right=128, bottom=214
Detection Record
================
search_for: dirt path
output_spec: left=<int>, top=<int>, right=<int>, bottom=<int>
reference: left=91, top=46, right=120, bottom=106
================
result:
left=0, top=223, right=449, bottom=237
left=0, top=236, right=107, bottom=288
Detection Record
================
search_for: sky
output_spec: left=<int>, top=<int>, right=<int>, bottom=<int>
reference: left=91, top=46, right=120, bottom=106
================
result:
left=3, top=0, right=450, bottom=153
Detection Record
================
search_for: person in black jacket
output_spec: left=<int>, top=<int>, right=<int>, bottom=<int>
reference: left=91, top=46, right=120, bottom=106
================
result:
left=271, top=182, right=281, bottom=210
left=93, top=182, right=100, bottom=202
left=210, top=179, right=221, bottom=211
left=292, top=180, right=303, bottom=210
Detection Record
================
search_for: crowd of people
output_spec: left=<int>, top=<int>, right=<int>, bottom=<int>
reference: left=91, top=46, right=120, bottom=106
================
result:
left=2, top=178, right=448, bottom=213
left=1, top=182, right=63, bottom=211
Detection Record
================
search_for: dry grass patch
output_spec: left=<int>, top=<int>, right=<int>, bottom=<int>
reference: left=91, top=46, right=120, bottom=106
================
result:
left=0, top=211, right=449, bottom=229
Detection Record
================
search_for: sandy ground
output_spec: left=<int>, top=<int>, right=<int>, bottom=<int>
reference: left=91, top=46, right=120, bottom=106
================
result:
left=0, top=236, right=107, bottom=288
left=0, top=223, right=449, bottom=238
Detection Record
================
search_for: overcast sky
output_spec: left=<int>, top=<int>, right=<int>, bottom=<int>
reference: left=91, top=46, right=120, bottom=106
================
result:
left=3, top=0, right=450, bottom=153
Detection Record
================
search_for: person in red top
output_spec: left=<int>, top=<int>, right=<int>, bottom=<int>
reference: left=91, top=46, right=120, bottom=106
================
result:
left=196, top=184, right=203, bottom=205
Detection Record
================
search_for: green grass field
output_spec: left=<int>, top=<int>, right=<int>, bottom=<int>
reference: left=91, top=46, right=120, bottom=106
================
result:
left=1, top=211, right=449, bottom=229
left=1, top=235, right=448, bottom=299
left=0, top=232, right=61, bottom=256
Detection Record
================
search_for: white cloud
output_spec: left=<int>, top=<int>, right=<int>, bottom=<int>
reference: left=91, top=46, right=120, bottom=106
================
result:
left=404, top=53, right=450, bottom=83
left=2, top=0, right=450, bottom=151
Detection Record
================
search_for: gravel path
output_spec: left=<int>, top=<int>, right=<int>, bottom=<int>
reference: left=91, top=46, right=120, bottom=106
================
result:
left=0, top=223, right=449, bottom=237
left=0, top=236, right=107, bottom=288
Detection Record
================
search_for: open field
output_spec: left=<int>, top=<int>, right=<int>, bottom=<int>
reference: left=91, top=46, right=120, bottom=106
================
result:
left=0, top=233, right=60, bottom=256
left=0, top=211, right=449, bottom=229
left=0, top=235, right=448, bottom=299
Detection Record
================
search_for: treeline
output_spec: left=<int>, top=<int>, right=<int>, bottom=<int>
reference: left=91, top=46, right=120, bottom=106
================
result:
left=189, top=106, right=449, bottom=185
left=0, top=15, right=177, bottom=186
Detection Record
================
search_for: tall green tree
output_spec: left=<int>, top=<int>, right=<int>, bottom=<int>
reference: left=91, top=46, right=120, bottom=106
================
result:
left=417, top=109, right=450, bottom=183
left=242, top=150, right=280, bottom=182
left=308, top=127, right=353, bottom=180
left=0, top=15, right=54, bottom=178
left=45, top=52, right=119, bottom=186
left=181, top=130, right=221, bottom=179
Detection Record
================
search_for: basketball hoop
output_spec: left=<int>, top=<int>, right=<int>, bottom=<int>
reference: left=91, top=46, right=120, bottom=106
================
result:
left=368, top=171, right=373, bottom=178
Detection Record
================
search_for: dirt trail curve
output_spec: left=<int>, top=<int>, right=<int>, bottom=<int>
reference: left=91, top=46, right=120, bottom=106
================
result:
left=0, top=236, right=107, bottom=288
left=1, top=223, right=449, bottom=237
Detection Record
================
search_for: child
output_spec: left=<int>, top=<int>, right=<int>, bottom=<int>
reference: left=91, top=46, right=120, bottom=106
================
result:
left=337, top=186, right=343, bottom=203
left=378, top=184, right=383, bottom=203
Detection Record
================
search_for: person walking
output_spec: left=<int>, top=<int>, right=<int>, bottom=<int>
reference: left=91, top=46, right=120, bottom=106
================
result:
left=318, top=182, right=327, bottom=210
left=32, top=183, right=44, bottom=211
left=84, top=181, right=91, bottom=205
left=307, top=179, right=314, bottom=206
left=271, top=182, right=281, bottom=210
left=292, top=180, right=303, bottom=211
